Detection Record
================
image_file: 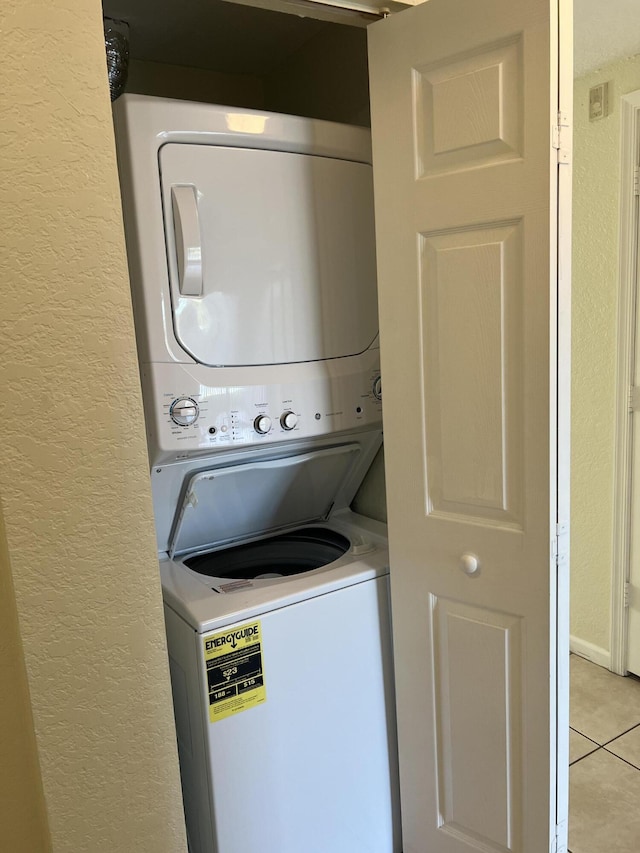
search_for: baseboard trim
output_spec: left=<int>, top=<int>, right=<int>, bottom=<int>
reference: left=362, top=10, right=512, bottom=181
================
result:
left=570, top=635, right=611, bottom=670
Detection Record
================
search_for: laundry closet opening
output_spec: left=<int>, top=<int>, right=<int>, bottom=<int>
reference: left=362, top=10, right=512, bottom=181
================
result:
left=102, top=0, right=372, bottom=126
left=102, top=0, right=388, bottom=523
left=107, top=6, right=402, bottom=848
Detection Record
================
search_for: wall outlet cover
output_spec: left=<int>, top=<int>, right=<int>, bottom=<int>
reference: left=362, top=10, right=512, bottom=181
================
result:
left=589, top=82, right=610, bottom=121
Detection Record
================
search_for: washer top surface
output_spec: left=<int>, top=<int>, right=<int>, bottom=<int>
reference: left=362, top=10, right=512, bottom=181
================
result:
left=160, top=509, right=389, bottom=633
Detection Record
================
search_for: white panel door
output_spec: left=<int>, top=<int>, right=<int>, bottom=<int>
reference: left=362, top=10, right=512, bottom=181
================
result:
left=368, top=1, right=571, bottom=851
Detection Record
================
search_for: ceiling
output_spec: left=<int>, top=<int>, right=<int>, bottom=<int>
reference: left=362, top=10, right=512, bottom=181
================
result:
left=102, top=0, right=333, bottom=76
left=575, top=0, right=640, bottom=77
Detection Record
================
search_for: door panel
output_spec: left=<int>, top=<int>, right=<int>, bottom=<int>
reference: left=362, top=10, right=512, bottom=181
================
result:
left=413, top=36, right=523, bottom=175
left=420, top=220, right=524, bottom=527
left=368, top=0, right=568, bottom=850
left=432, top=597, right=523, bottom=849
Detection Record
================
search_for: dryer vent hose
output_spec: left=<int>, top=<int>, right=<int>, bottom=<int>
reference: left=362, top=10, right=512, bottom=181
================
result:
left=104, top=17, right=129, bottom=102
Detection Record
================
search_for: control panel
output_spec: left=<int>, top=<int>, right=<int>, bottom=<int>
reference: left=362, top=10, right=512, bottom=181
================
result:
left=143, top=356, right=383, bottom=466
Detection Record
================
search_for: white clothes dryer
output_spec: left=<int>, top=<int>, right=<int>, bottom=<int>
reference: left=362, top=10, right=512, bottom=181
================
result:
left=112, top=95, right=382, bottom=469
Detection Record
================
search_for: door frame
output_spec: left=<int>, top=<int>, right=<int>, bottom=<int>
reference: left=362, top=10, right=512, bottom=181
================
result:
left=557, top=2, right=573, bottom=844
left=611, top=89, right=640, bottom=676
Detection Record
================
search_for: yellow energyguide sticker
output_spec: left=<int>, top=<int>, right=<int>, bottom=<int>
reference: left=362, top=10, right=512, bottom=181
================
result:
left=203, top=620, right=266, bottom=722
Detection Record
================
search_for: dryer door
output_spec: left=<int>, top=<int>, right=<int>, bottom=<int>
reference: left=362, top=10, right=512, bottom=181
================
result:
left=159, top=143, right=378, bottom=367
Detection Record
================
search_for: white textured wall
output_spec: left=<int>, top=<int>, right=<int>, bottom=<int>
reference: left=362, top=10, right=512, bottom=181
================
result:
left=572, top=54, right=640, bottom=654
left=0, top=2, right=187, bottom=851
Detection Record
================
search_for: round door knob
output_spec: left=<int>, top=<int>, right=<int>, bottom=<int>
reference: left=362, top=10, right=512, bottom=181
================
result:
left=254, top=415, right=272, bottom=435
left=280, top=411, right=298, bottom=430
left=170, top=397, right=199, bottom=426
left=460, top=553, right=480, bottom=575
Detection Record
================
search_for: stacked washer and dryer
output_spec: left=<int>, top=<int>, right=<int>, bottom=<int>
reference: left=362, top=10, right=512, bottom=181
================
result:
left=113, top=95, right=401, bottom=853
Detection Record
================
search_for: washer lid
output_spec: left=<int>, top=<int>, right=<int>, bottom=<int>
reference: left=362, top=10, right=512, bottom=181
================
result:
left=168, top=444, right=361, bottom=558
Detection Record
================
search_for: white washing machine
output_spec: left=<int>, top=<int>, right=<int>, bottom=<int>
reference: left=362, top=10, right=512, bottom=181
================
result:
left=161, top=455, right=401, bottom=853
left=112, top=96, right=401, bottom=853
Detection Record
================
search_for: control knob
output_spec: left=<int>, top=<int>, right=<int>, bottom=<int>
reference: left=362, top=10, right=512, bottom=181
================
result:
left=254, top=415, right=272, bottom=435
left=280, top=411, right=298, bottom=431
left=372, top=375, right=382, bottom=401
left=170, top=397, right=199, bottom=426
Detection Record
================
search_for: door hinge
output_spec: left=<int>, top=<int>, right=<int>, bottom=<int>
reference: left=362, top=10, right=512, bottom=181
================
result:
left=634, top=166, right=640, bottom=196
left=553, top=522, right=569, bottom=568
left=553, top=820, right=568, bottom=853
left=629, top=386, right=640, bottom=412
left=624, top=581, right=631, bottom=608
left=552, top=112, right=572, bottom=164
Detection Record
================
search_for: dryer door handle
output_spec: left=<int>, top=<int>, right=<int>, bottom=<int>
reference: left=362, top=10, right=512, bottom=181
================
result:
left=171, top=185, right=203, bottom=297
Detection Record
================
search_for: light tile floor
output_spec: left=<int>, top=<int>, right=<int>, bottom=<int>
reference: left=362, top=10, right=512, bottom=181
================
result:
left=569, top=655, right=640, bottom=853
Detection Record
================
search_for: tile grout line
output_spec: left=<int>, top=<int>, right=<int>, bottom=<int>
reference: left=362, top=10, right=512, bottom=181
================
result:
left=568, top=740, right=640, bottom=772
left=601, top=746, right=640, bottom=773
left=569, top=741, right=640, bottom=771
left=570, top=744, right=601, bottom=766
left=569, top=725, right=599, bottom=745
left=569, top=720, right=640, bottom=750
left=600, top=720, right=640, bottom=748
left=569, top=660, right=640, bottom=850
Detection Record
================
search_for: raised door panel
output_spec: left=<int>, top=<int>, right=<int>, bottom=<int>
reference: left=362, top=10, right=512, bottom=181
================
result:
left=420, top=221, right=524, bottom=527
left=432, top=597, right=523, bottom=850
